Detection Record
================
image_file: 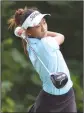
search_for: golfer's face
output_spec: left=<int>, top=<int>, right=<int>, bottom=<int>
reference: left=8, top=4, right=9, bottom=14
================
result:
left=27, top=18, right=48, bottom=38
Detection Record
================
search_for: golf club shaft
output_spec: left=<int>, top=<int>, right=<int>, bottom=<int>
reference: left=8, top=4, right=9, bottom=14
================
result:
left=24, top=37, right=51, bottom=75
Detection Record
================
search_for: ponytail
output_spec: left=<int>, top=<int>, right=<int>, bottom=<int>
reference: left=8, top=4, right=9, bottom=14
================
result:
left=8, top=17, right=16, bottom=29
left=8, top=6, right=38, bottom=55
left=8, top=7, right=27, bottom=29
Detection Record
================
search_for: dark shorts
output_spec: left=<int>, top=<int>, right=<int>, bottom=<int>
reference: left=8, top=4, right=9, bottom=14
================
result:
left=28, top=87, right=77, bottom=112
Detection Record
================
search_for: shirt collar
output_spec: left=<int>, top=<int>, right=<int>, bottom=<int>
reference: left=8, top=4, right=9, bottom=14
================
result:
left=28, top=37, right=41, bottom=44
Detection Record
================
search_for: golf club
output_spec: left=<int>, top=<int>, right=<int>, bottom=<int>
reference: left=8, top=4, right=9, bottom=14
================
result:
left=14, top=27, right=68, bottom=89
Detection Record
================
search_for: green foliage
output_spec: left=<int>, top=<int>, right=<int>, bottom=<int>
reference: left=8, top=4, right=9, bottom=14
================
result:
left=67, top=60, right=83, bottom=112
left=2, top=97, right=15, bottom=112
left=1, top=1, right=83, bottom=112
left=70, top=73, right=83, bottom=112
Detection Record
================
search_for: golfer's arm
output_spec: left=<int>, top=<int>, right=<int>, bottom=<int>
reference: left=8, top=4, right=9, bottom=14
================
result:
left=47, top=31, right=65, bottom=45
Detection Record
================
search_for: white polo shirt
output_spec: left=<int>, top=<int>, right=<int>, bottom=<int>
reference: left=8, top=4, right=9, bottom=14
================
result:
left=27, top=36, right=73, bottom=95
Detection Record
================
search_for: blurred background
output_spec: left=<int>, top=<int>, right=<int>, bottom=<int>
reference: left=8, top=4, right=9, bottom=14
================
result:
left=1, top=1, right=83, bottom=112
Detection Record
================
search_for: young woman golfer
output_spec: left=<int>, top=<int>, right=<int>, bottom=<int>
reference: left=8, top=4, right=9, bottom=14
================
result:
left=8, top=7, right=77, bottom=112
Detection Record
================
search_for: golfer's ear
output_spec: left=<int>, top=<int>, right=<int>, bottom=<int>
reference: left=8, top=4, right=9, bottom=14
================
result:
left=54, top=33, right=65, bottom=45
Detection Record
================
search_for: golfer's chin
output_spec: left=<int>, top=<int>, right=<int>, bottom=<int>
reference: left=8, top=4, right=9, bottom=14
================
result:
left=41, top=32, right=47, bottom=38
left=38, top=31, right=47, bottom=38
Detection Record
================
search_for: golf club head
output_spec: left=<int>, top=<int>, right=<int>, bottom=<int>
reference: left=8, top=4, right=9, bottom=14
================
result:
left=50, top=72, right=68, bottom=89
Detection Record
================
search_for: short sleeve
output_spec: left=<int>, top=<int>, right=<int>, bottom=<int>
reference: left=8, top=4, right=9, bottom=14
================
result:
left=41, top=36, right=60, bottom=51
left=26, top=43, right=37, bottom=66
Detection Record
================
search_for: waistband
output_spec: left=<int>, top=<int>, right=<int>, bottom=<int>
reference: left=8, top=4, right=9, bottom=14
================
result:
left=43, top=79, right=73, bottom=95
left=41, top=87, right=75, bottom=105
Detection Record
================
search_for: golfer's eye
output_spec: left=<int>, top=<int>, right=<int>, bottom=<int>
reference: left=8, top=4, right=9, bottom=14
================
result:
left=42, top=19, right=46, bottom=24
left=35, top=24, right=41, bottom=28
left=44, top=20, right=46, bottom=24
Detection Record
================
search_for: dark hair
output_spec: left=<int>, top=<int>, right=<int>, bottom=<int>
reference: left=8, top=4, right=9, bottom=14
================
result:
left=8, top=6, right=39, bottom=29
left=8, top=6, right=39, bottom=55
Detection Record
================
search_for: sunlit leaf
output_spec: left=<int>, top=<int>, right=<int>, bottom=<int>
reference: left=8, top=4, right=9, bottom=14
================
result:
left=2, top=97, right=15, bottom=112
left=2, top=38, right=13, bottom=45
left=2, top=81, right=13, bottom=98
